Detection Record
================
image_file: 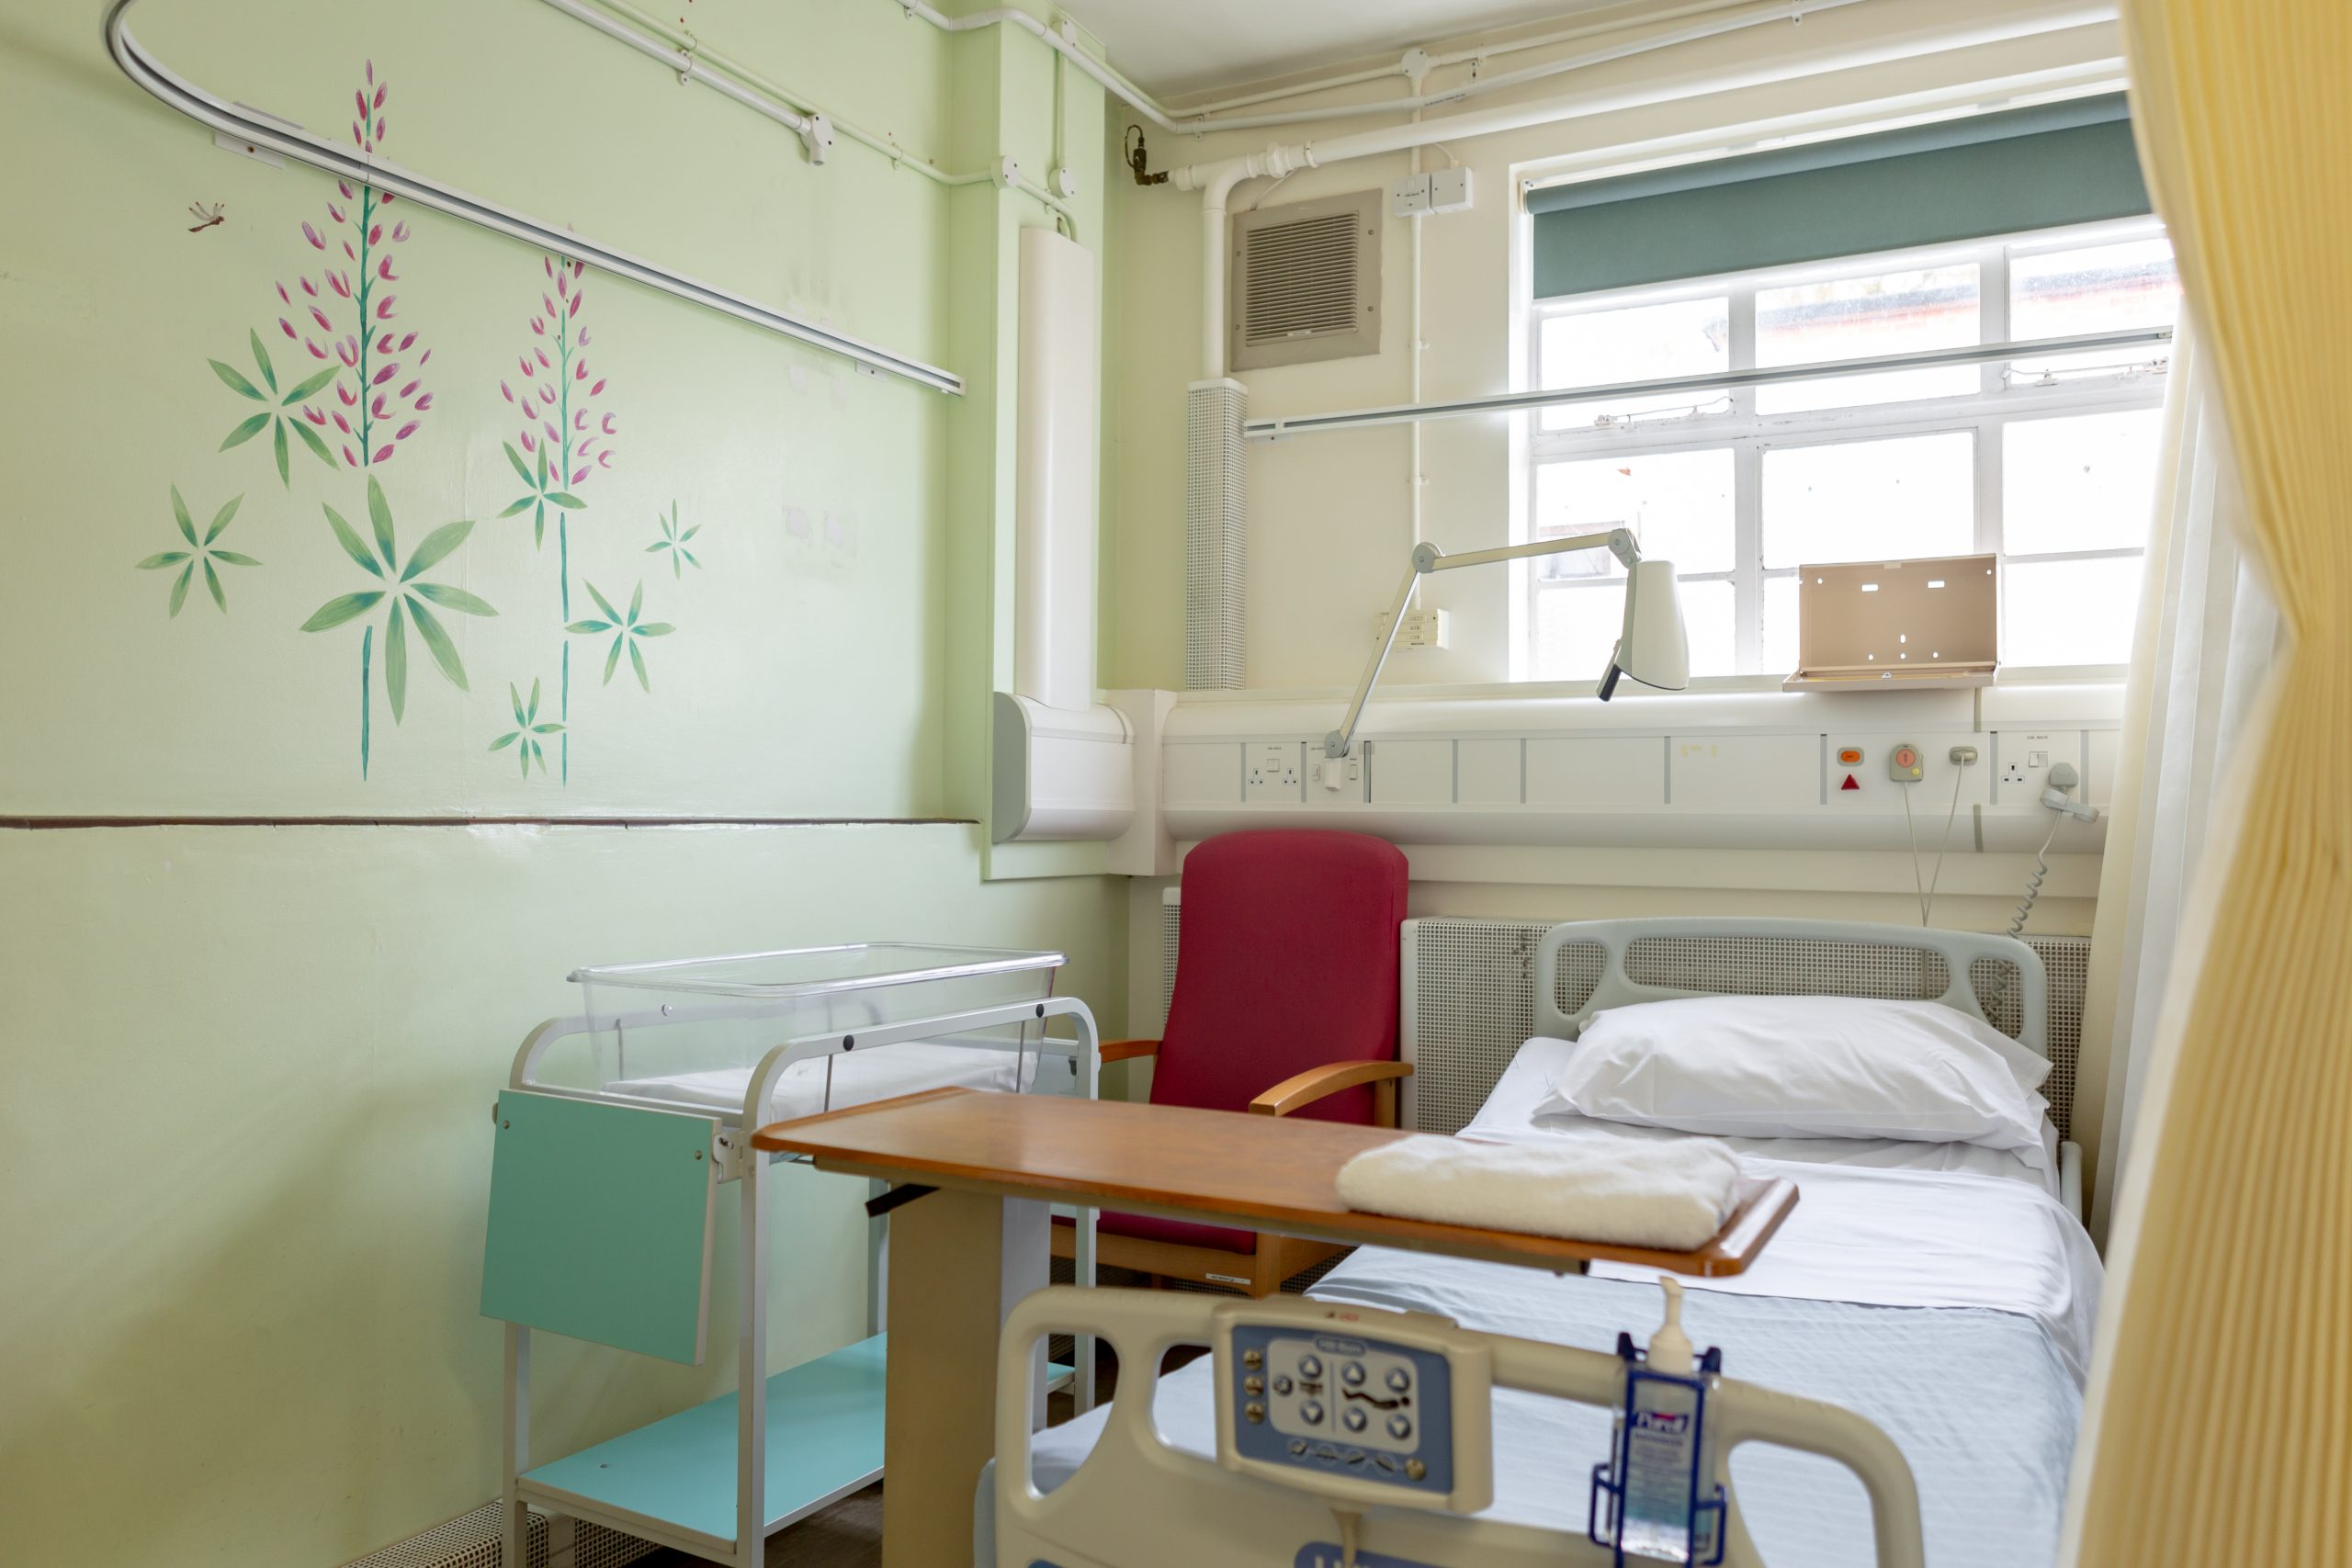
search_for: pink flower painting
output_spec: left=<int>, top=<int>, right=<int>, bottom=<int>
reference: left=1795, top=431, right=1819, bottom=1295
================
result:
left=278, top=62, right=428, bottom=470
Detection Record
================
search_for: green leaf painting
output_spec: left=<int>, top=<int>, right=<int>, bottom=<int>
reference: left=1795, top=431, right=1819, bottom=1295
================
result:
left=301, top=476, right=496, bottom=776
left=645, top=502, right=702, bottom=577
left=489, top=678, right=565, bottom=778
left=135, top=487, right=260, bottom=616
left=498, top=252, right=620, bottom=785
left=568, top=580, right=673, bottom=694
left=209, top=329, right=338, bottom=487
left=498, top=440, right=585, bottom=548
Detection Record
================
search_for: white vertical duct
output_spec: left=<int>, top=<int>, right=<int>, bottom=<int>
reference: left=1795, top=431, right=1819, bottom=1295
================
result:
left=1185, top=378, right=1249, bottom=689
left=994, top=228, right=1134, bottom=844
left=1015, top=227, right=1101, bottom=710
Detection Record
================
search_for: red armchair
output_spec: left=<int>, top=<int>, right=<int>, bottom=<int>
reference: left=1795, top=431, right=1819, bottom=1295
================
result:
left=1053, top=829, right=1411, bottom=1295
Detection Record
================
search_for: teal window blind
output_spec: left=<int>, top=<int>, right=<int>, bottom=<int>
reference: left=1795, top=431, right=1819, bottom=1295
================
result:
left=1530, top=95, right=2150, bottom=299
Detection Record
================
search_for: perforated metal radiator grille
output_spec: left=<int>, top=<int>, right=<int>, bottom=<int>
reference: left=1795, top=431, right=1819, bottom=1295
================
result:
left=342, top=1503, right=656, bottom=1568
left=1161, top=902, right=2090, bottom=1141
left=1401, top=920, right=1552, bottom=1135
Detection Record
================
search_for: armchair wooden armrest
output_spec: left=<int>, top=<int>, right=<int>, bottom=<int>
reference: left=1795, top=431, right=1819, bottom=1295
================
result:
left=1249, top=1060, right=1414, bottom=1126
left=1098, top=1038, right=1161, bottom=1063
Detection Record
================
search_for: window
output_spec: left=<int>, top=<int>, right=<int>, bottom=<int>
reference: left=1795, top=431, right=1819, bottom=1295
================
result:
left=1522, top=220, right=2178, bottom=681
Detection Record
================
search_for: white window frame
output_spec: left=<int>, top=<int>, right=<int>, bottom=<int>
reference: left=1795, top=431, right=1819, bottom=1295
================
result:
left=1519, top=215, right=2172, bottom=686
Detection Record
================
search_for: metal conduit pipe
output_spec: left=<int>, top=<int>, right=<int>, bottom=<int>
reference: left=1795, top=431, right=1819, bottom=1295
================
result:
left=534, top=0, right=829, bottom=160
left=101, top=0, right=964, bottom=391
left=538, top=0, right=1079, bottom=231
left=1182, top=0, right=1850, bottom=118
left=1156, top=0, right=1873, bottom=134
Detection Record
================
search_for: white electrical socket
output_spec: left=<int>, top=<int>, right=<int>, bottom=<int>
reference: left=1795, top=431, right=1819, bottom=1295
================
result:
left=1373, top=608, right=1451, bottom=649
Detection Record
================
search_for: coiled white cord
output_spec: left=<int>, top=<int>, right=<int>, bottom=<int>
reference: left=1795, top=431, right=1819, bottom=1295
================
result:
left=2007, top=815, right=2065, bottom=939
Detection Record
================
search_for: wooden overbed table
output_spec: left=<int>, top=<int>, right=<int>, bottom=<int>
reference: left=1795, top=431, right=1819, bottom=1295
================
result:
left=752, top=1088, right=1797, bottom=1567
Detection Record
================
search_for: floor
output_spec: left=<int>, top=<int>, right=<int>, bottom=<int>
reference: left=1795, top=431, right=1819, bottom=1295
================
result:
left=637, top=1342, right=1179, bottom=1568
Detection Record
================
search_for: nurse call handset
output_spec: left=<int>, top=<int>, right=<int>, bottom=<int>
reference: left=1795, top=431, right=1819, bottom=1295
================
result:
left=1214, top=1299, right=1493, bottom=1517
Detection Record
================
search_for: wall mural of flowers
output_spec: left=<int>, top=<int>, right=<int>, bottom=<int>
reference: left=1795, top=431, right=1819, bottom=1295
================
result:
left=151, top=55, right=772, bottom=791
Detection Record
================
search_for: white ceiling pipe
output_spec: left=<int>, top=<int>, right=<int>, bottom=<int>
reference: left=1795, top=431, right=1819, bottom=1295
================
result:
left=1163, top=0, right=1872, bottom=134
left=1182, top=0, right=1784, bottom=118
left=1179, top=0, right=2118, bottom=378
left=896, top=0, right=1184, bottom=130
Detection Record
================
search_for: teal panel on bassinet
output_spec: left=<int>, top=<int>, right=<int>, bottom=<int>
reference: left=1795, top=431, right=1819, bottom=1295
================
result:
left=481, top=1089, right=717, bottom=1363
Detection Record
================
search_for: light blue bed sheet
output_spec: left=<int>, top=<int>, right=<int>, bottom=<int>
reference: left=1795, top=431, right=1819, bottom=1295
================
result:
left=989, top=1251, right=2083, bottom=1568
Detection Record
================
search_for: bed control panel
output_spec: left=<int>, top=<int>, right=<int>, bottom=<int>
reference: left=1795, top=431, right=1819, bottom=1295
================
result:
left=1214, top=1303, right=1492, bottom=1515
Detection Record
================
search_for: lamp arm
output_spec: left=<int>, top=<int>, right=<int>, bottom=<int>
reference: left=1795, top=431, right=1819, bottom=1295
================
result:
left=1323, top=528, right=1637, bottom=760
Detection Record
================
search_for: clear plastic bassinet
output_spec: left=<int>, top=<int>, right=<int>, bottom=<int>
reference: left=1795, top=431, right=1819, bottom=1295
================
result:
left=545, top=942, right=1070, bottom=1125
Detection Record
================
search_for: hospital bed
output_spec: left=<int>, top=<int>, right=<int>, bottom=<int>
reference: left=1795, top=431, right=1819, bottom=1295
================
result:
left=989, top=918, right=2102, bottom=1568
left=478, top=943, right=1104, bottom=1568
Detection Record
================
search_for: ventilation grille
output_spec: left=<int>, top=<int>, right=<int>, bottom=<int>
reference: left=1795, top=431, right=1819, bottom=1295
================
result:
left=1229, top=190, right=1380, bottom=371
left=1160, top=902, right=2088, bottom=1141
left=342, top=1503, right=656, bottom=1568
left=1242, top=212, right=1361, bottom=344
left=1183, top=380, right=1246, bottom=690
left=1159, top=895, right=1182, bottom=1030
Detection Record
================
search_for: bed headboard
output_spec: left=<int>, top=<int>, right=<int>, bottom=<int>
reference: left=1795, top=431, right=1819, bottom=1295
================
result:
left=1396, top=916, right=2064, bottom=1140
left=1537, top=918, right=2047, bottom=1052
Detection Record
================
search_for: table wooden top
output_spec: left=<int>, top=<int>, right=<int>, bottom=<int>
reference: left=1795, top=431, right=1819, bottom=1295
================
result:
left=752, top=1089, right=1795, bottom=1278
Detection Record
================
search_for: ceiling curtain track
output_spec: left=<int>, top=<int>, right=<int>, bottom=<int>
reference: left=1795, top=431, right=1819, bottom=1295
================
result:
left=2059, top=0, right=2352, bottom=1564
left=101, top=0, right=964, bottom=394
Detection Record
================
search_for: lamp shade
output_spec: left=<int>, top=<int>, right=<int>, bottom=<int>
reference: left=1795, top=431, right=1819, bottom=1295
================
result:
left=1602, top=558, right=1690, bottom=696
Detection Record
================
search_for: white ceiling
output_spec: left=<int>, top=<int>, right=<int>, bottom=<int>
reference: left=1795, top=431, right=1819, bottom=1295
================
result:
left=1060, top=0, right=1644, bottom=98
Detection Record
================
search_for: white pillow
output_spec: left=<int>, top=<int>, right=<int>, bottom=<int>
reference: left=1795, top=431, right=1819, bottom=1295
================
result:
left=1533, top=994, right=2052, bottom=1164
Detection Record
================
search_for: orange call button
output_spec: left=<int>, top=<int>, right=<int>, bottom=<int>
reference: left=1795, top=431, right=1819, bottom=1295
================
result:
left=1837, top=748, right=1864, bottom=766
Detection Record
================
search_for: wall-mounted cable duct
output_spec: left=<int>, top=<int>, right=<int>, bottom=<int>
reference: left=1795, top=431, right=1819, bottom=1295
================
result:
left=102, top=0, right=964, bottom=393
left=537, top=0, right=1080, bottom=233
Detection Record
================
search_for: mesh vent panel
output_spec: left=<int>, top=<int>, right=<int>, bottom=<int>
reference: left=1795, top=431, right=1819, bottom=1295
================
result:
left=1626, top=934, right=1951, bottom=1001
left=1553, top=941, right=1606, bottom=1019
left=1184, top=382, right=1246, bottom=690
left=1161, top=898, right=1182, bottom=1032
left=2028, top=936, right=2087, bottom=1140
left=1407, top=920, right=1556, bottom=1135
left=342, top=1503, right=655, bottom=1568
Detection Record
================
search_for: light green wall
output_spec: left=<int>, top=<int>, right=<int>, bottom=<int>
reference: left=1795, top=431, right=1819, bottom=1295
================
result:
left=0, top=0, right=1122, bottom=1562
left=0, top=825, right=1123, bottom=1566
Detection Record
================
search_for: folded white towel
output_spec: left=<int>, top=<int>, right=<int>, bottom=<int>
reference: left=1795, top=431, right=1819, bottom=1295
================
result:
left=1335, top=1134, right=1742, bottom=1250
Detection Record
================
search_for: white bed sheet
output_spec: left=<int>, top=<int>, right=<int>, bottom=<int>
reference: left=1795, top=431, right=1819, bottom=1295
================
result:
left=1464, top=1034, right=2063, bottom=1193
left=604, top=1040, right=1063, bottom=1122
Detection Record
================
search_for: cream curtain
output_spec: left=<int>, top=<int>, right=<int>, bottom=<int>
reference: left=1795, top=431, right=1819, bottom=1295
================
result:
left=2064, top=4, right=2352, bottom=1565
left=2075, top=327, right=2278, bottom=1243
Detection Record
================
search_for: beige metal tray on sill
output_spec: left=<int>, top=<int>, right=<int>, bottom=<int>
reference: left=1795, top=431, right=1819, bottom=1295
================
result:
left=1782, top=552, right=1999, bottom=692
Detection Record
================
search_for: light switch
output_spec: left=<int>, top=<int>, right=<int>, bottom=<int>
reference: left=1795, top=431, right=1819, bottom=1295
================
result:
left=2028, top=749, right=2050, bottom=769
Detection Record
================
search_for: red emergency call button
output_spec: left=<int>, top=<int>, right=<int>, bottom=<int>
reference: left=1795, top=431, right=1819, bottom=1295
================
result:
left=1840, top=774, right=1860, bottom=791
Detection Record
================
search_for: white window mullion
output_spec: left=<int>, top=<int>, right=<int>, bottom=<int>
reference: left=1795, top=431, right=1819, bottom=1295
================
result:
left=1734, top=439, right=1764, bottom=672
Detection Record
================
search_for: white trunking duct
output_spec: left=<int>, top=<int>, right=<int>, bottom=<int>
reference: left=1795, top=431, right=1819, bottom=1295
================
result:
left=1156, top=683, right=2121, bottom=852
left=994, top=229, right=1136, bottom=843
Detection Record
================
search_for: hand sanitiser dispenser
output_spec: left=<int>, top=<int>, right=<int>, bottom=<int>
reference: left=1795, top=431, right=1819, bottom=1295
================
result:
left=993, top=1285, right=1928, bottom=1568
left=1590, top=1280, right=1726, bottom=1564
